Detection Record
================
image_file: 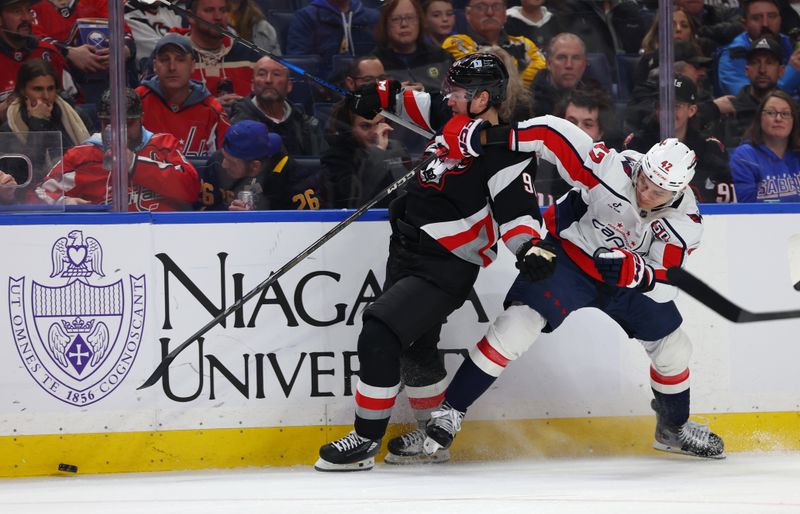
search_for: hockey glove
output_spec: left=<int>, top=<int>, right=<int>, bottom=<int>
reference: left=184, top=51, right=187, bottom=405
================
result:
left=349, top=80, right=401, bottom=120
left=593, top=248, right=654, bottom=290
left=435, top=115, right=488, bottom=159
left=515, top=238, right=557, bottom=281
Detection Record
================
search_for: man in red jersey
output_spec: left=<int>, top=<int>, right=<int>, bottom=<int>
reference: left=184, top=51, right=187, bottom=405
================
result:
left=36, top=88, right=200, bottom=211
left=136, top=33, right=229, bottom=159
left=170, top=0, right=260, bottom=108
left=0, top=0, right=71, bottom=122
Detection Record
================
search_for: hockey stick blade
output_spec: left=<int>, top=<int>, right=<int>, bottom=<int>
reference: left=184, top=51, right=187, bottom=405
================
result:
left=137, top=151, right=442, bottom=390
left=667, top=267, right=800, bottom=323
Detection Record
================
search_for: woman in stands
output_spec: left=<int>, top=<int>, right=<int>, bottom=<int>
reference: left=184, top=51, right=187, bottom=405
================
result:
left=320, top=99, right=409, bottom=209
left=422, top=0, right=455, bottom=47
left=730, top=90, right=800, bottom=202
left=372, top=0, right=453, bottom=92
left=635, top=6, right=700, bottom=84
left=226, top=0, right=281, bottom=55
left=0, top=59, right=91, bottom=184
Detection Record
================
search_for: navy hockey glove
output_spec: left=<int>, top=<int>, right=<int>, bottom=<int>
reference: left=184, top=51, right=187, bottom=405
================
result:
left=593, top=247, right=654, bottom=290
left=515, top=238, right=557, bottom=281
left=349, top=80, right=401, bottom=120
left=435, top=115, right=488, bottom=159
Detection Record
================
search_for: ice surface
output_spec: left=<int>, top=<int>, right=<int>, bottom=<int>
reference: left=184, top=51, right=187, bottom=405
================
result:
left=2, top=452, right=799, bottom=514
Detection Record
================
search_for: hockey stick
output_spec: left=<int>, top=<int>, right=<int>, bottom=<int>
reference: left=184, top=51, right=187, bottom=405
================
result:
left=788, top=234, right=800, bottom=291
left=138, top=0, right=434, bottom=139
left=137, top=150, right=443, bottom=390
left=666, top=266, right=800, bottom=323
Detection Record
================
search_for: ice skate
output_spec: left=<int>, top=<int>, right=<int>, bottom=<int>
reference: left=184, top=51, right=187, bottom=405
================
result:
left=385, top=428, right=450, bottom=464
left=423, top=402, right=465, bottom=455
left=651, top=400, right=725, bottom=459
left=315, top=431, right=381, bottom=471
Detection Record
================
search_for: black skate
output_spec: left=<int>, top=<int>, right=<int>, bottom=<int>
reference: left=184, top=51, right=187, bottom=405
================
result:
left=315, top=431, right=381, bottom=472
left=651, top=400, right=725, bottom=459
left=423, top=402, right=465, bottom=455
left=385, top=429, right=450, bottom=465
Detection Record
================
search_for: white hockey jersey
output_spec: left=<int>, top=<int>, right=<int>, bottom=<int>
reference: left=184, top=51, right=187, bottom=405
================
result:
left=511, top=115, right=704, bottom=300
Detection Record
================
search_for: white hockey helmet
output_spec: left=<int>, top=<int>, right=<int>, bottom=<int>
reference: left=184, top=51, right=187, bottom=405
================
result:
left=637, top=138, right=697, bottom=193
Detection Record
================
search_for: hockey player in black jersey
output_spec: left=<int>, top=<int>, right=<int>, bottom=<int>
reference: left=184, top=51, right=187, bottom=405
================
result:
left=315, top=54, right=556, bottom=472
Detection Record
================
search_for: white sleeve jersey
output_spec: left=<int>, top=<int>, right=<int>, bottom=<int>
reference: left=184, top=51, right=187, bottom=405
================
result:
left=512, top=116, right=704, bottom=300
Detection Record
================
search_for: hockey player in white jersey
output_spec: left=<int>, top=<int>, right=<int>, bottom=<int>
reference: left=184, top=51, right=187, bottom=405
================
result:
left=420, top=114, right=725, bottom=459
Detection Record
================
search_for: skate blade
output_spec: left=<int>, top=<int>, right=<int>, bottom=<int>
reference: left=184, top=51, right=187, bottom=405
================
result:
left=652, top=441, right=726, bottom=460
left=314, top=456, right=375, bottom=472
left=384, top=449, right=450, bottom=465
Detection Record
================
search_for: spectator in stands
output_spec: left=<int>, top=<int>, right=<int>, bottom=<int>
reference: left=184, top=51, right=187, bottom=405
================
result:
left=125, top=0, right=186, bottom=59
left=639, top=12, right=696, bottom=83
left=443, top=0, right=546, bottom=87
left=422, top=0, right=455, bottom=47
left=286, top=0, right=380, bottom=80
left=136, top=33, right=230, bottom=159
left=32, top=0, right=138, bottom=103
left=627, top=41, right=736, bottom=135
left=0, top=58, right=91, bottom=186
left=36, top=88, right=200, bottom=210
left=229, top=55, right=325, bottom=156
left=0, top=0, right=71, bottom=123
left=731, top=89, right=800, bottom=201
left=717, top=0, right=800, bottom=96
left=531, top=33, right=606, bottom=117
left=1, top=59, right=91, bottom=149
left=372, top=0, right=453, bottom=92
left=549, top=0, right=646, bottom=74
left=626, top=75, right=735, bottom=203
left=535, top=88, right=616, bottom=207
left=725, top=35, right=784, bottom=146
left=199, top=120, right=321, bottom=210
left=175, top=0, right=261, bottom=107
left=344, top=55, right=388, bottom=92
left=226, top=0, right=281, bottom=56
left=674, top=0, right=745, bottom=51
left=504, top=0, right=561, bottom=50
left=321, top=99, right=409, bottom=208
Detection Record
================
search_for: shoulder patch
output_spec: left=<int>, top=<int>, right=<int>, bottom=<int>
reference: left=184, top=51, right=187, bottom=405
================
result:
left=272, top=155, right=289, bottom=173
left=688, top=212, right=702, bottom=223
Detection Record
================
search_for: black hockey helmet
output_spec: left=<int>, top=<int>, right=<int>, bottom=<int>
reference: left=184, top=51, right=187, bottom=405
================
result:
left=97, top=88, right=143, bottom=120
left=445, top=53, right=508, bottom=107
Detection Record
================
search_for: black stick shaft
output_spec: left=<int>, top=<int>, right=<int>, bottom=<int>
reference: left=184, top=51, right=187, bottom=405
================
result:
left=667, top=267, right=800, bottom=323
left=137, top=151, right=441, bottom=390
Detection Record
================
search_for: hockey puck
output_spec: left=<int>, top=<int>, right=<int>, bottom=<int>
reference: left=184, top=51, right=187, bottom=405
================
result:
left=58, top=463, right=78, bottom=473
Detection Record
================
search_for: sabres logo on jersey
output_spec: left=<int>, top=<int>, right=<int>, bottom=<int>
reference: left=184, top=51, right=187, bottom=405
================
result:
left=418, top=154, right=471, bottom=190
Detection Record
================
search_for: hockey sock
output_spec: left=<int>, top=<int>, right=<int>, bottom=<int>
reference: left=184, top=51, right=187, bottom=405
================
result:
left=652, top=388, right=690, bottom=427
left=354, top=318, right=403, bottom=440
left=443, top=356, right=496, bottom=413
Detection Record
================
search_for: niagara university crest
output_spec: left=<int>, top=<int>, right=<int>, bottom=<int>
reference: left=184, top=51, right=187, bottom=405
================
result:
left=8, top=230, right=146, bottom=406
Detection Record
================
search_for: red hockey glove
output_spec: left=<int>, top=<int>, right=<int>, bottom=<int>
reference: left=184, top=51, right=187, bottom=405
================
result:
left=435, top=115, right=488, bottom=160
left=348, top=80, right=401, bottom=120
left=593, top=248, right=654, bottom=290
left=515, top=238, right=557, bottom=281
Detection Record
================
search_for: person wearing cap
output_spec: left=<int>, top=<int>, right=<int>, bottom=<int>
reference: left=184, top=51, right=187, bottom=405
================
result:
left=35, top=87, right=201, bottom=211
left=726, top=35, right=786, bottom=146
left=717, top=0, right=800, bottom=96
left=197, top=120, right=321, bottom=211
left=136, top=33, right=230, bottom=159
left=625, top=75, right=734, bottom=203
left=0, top=0, right=71, bottom=123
